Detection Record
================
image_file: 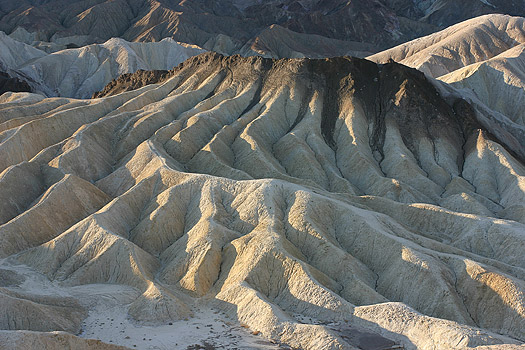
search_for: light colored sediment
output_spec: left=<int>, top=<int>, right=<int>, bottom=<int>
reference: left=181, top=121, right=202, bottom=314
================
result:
left=0, top=52, right=523, bottom=350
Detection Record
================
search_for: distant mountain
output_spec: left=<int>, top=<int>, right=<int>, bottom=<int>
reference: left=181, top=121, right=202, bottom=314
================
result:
left=17, top=37, right=204, bottom=98
left=369, top=14, right=525, bottom=77
left=0, top=33, right=204, bottom=98
left=1, top=0, right=525, bottom=58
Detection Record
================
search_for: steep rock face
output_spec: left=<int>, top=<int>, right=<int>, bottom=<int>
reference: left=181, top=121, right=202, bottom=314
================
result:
left=368, top=14, right=525, bottom=154
left=0, top=53, right=524, bottom=349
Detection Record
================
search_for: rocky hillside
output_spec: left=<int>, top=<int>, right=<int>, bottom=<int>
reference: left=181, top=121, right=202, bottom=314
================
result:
left=369, top=14, right=525, bottom=78
left=0, top=33, right=204, bottom=98
left=0, top=71, right=31, bottom=95
left=1, top=52, right=524, bottom=350
left=92, top=69, right=175, bottom=99
left=369, top=14, right=525, bottom=164
left=2, top=0, right=525, bottom=58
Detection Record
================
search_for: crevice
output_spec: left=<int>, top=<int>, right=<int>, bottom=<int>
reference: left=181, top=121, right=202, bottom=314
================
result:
left=449, top=265, right=479, bottom=328
left=287, top=82, right=314, bottom=133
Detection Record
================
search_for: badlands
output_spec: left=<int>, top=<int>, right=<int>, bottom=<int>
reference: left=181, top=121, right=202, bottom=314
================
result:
left=0, top=32, right=204, bottom=99
left=2, top=0, right=525, bottom=58
left=0, top=4, right=524, bottom=350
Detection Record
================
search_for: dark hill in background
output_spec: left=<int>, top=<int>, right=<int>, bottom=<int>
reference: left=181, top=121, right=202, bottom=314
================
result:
left=1, top=0, right=525, bottom=57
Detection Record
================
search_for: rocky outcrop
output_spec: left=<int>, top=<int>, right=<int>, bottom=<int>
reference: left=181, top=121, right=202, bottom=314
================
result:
left=1, top=53, right=524, bottom=349
left=368, top=14, right=525, bottom=163
left=0, top=71, right=31, bottom=95
left=92, top=70, right=175, bottom=99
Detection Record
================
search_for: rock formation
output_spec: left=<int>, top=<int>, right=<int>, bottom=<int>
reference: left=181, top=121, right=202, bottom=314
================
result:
left=92, top=70, right=175, bottom=99
left=368, top=14, right=525, bottom=169
left=14, top=37, right=204, bottom=98
left=1, top=52, right=524, bottom=349
left=0, top=71, right=31, bottom=95
left=369, top=14, right=525, bottom=78
left=2, top=0, right=525, bottom=59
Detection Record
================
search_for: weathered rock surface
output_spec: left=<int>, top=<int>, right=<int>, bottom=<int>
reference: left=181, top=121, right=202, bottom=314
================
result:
left=369, top=14, right=525, bottom=78
left=14, top=37, right=204, bottom=98
left=0, top=288, right=86, bottom=333
left=0, top=31, right=204, bottom=99
left=0, top=31, right=46, bottom=73
left=0, top=330, right=131, bottom=350
left=237, top=24, right=377, bottom=59
left=441, top=43, right=525, bottom=127
left=92, top=70, right=175, bottom=99
left=1, top=52, right=524, bottom=349
left=0, top=71, right=31, bottom=95
left=2, top=0, right=525, bottom=59
left=368, top=13, right=525, bottom=164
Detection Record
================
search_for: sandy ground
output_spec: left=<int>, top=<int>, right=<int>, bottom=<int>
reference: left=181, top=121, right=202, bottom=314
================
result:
left=77, top=293, right=285, bottom=350
left=0, top=258, right=286, bottom=350
left=80, top=305, right=285, bottom=350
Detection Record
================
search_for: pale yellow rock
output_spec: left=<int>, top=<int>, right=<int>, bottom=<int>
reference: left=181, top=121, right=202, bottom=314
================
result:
left=0, top=330, right=130, bottom=350
left=0, top=50, right=524, bottom=350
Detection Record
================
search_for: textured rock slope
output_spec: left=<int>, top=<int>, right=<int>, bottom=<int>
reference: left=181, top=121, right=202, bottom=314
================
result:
left=440, top=43, right=525, bottom=126
left=0, top=331, right=130, bottom=350
left=369, top=14, right=525, bottom=156
left=2, top=0, right=525, bottom=58
left=0, top=31, right=46, bottom=72
left=92, top=69, right=176, bottom=99
left=1, top=52, right=524, bottom=349
left=15, top=37, right=204, bottom=99
left=0, top=31, right=204, bottom=98
left=369, top=14, right=525, bottom=78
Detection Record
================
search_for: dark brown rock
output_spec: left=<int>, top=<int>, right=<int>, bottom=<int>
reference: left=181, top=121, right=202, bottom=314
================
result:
left=0, top=71, right=31, bottom=96
left=92, top=70, right=174, bottom=98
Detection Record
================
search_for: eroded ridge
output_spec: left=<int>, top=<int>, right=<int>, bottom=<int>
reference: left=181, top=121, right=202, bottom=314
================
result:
left=0, top=53, right=524, bottom=350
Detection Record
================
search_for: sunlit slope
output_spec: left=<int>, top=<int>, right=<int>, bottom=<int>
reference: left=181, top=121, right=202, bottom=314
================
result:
left=0, top=53, right=524, bottom=349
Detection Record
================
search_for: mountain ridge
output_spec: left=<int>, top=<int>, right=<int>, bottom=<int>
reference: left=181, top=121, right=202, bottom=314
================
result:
left=2, top=0, right=525, bottom=58
left=0, top=51, right=524, bottom=349
left=1, top=7, right=525, bottom=350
